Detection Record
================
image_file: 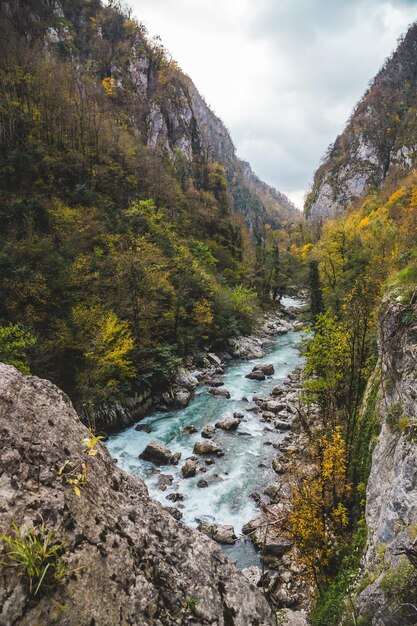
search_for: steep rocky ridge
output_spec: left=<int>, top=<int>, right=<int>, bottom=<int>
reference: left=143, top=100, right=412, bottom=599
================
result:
left=353, top=291, right=417, bottom=624
left=306, top=22, right=417, bottom=220
left=0, top=363, right=274, bottom=625
left=5, top=0, right=299, bottom=231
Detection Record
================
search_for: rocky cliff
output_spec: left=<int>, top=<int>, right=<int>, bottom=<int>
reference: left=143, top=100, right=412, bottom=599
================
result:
left=0, top=363, right=274, bottom=625
left=5, top=0, right=298, bottom=231
left=354, top=291, right=417, bottom=625
left=305, top=22, right=417, bottom=220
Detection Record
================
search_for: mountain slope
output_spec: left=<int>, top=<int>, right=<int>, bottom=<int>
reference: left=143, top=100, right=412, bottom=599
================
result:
left=305, top=22, right=417, bottom=220
left=0, top=0, right=302, bottom=416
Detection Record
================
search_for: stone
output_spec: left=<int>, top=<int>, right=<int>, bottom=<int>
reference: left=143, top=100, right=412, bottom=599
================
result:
left=205, top=458, right=215, bottom=465
left=209, top=387, right=231, bottom=399
left=197, top=522, right=237, bottom=545
left=245, top=370, right=266, bottom=381
left=242, top=566, right=263, bottom=587
left=165, top=506, right=183, bottom=521
left=134, top=423, right=152, bottom=433
left=263, top=482, right=281, bottom=501
left=264, top=539, right=293, bottom=557
left=197, top=479, right=208, bottom=488
left=265, top=400, right=286, bottom=414
left=275, top=419, right=292, bottom=431
left=182, top=424, right=198, bottom=434
left=254, top=364, right=275, bottom=375
left=204, top=377, right=224, bottom=387
left=0, top=363, right=273, bottom=626
left=207, top=352, right=222, bottom=366
left=215, top=418, right=240, bottom=431
left=201, top=424, right=216, bottom=438
left=193, top=441, right=224, bottom=456
left=233, top=412, right=244, bottom=419
left=173, top=389, right=191, bottom=409
left=175, top=369, right=199, bottom=390
left=181, top=457, right=197, bottom=478
left=276, top=610, right=310, bottom=626
left=156, top=474, right=174, bottom=491
left=272, top=458, right=285, bottom=474
left=166, top=492, right=184, bottom=502
left=139, top=441, right=181, bottom=465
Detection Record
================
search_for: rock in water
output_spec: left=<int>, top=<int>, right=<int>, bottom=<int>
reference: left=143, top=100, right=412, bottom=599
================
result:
left=254, top=364, right=275, bottom=375
left=0, top=363, right=273, bottom=626
left=139, top=441, right=181, bottom=465
left=181, top=457, right=197, bottom=478
left=201, top=424, right=216, bottom=438
left=193, top=440, right=224, bottom=456
left=209, top=387, right=231, bottom=399
left=197, top=522, right=237, bottom=545
left=182, top=424, right=197, bottom=434
left=215, top=418, right=240, bottom=431
left=134, top=423, right=152, bottom=433
left=245, top=370, right=266, bottom=381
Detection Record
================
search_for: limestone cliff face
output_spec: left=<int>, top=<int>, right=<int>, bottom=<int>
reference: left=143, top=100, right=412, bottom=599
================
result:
left=355, top=292, right=417, bottom=624
left=0, top=363, right=274, bottom=626
left=306, top=22, right=417, bottom=220
left=14, top=0, right=299, bottom=231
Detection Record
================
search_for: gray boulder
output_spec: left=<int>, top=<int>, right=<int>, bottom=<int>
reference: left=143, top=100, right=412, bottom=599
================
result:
left=193, top=440, right=224, bottom=456
left=139, top=441, right=181, bottom=465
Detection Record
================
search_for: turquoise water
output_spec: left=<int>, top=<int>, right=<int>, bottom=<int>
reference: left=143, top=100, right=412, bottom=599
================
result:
left=107, top=297, right=304, bottom=567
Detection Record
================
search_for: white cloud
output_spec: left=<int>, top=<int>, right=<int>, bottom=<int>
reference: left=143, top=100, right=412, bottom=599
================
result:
left=126, top=0, right=417, bottom=209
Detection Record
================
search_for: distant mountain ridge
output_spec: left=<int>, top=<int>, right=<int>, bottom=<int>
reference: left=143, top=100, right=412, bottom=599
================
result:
left=305, top=22, right=417, bottom=220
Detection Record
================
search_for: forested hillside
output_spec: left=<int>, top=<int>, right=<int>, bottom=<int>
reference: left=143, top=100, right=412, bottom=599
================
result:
left=286, top=20, right=417, bottom=626
left=305, top=22, right=417, bottom=220
left=0, top=0, right=302, bottom=417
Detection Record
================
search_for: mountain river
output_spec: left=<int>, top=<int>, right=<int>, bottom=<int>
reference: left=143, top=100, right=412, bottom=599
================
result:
left=106, top=296, right=304, bottom=568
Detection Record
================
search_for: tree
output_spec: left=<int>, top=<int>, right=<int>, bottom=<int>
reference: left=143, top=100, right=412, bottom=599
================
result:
left=0, top=323, right=36, bottom=374
left=309, top=260, right=324, bottom=323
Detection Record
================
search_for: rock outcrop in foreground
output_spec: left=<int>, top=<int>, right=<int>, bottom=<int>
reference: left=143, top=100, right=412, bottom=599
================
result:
left=0, top=364, right=273, bottom=626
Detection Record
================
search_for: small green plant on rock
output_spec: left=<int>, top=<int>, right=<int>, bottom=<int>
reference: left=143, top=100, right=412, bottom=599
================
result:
left=1, top=520, right=68, bottom=596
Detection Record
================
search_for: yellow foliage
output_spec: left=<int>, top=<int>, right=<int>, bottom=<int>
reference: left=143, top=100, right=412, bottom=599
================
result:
left=101, top=76, right=116, bottom=96
left=192, top=298, right=213, bottom=328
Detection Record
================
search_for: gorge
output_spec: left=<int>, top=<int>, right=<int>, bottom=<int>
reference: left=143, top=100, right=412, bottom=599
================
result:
left=1, top=1, right=417, bottom=626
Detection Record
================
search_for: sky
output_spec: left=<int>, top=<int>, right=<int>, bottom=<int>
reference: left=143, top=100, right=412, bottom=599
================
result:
left=127, top=0, right=417, bottom=209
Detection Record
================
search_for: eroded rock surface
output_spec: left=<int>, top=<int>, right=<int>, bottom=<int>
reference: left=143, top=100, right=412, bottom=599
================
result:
left=0, top=364, right=274, bottom=626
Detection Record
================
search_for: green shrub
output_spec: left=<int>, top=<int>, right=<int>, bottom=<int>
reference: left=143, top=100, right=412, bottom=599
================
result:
left=386, top=402, right=404, bottom=432
left=1, top=520, right=68, bottom=596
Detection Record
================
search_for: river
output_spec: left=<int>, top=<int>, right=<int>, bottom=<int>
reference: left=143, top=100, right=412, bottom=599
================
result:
left=106, top=296, right=304, bottom=568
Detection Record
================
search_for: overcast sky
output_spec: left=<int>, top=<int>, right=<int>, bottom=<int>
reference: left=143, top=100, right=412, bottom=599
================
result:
left=128, top=0, right=417, bottom=209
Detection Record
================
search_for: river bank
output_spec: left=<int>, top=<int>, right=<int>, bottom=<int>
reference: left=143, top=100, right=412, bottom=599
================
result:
left=107, top=297, right=308, bottom=572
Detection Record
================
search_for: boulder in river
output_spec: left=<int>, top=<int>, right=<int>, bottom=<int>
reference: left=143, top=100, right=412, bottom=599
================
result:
left=134, top=423, right=152, bottom=433
left=202, top=424, right=216, bottom=438
left=209, top=387, right=231, bottom=399
left=166, top=492, right=184, bottom=502
left=197, top=479, right=209, bottom=488
left=139, top=441, right=181, bottom=465
left=193, top=440, right=224, bottom=456
left=156, top=473, right=174, bottom=491
left=173, top=389, right=191, bottom=409
left=215, top=418, right=240, bottom=431
left=181, top=457, right=197, bottom=478
left=254, top=364, right=275, bottom=376
left=182, top=424, right=198, bottom=434
left=245, top=370, right=266, bottom=381
left=197, top=522, right=237, bottom=545
left=204, top=377, right=224, bottom=387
